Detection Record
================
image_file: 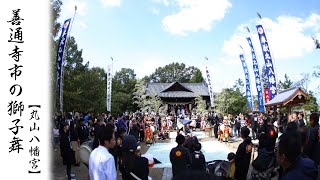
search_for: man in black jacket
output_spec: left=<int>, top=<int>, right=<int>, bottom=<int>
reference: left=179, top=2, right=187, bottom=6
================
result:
left=60, top=122, right=73, bottom=180
left=250, top=113, right=258, bottom=140
left=235, top=126, right=253, bottom=180
left=304, top=112, right=320, bottom=166
left=77, top=118, right=89, bottom=145
left=92, top=116, right=105, bottom=150
left=257, top=116, right=277, bottom=153
left=170, top=134, right=191, bottom=177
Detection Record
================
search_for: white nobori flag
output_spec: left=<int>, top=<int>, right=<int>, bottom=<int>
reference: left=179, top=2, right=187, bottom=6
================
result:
left=205, top=64, right=214, bottom=107
left=106, top=64, right=112, bottom=112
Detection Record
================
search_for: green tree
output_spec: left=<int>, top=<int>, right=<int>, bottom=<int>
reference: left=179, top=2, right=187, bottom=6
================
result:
left=149, top=62, right=204, bottom=83
left=148, top=93, right=163, bottom=114
left=194, top=95, right=207, bottom=113
left=302, top=91, right=319, bottom=112
left=279, top=74, right=293, bottom=90
left=133, top=79, right=147, bottom=112
left=51, top=0, right=62, bottom=39
left=190, top=69, right=204, bottom=83
left=111, top=68, right=137, bottom=115
left=60, top=36, right=89, bottom=113
left=111, top=92, right=132, bottom=115
left=50, top=0, right=63, bottom=112
left=214, top=80, right=249, bottom=115
left=61, top=37, right=108, bottom=113
left=133, top=79, right=164, bottom=114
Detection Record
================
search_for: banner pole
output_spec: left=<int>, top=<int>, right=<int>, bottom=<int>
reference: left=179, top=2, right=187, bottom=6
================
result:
left=60, top=6, right=77, bottom=114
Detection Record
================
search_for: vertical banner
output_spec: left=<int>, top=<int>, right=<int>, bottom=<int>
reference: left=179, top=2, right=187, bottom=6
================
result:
left=106, top=64, right=112, bottom=112
left=240, top=54, right=254, bottom=111
left=256, top=25, right=277, bottom=100
left=1, top=1, right=50, bottom=179
left=56, top=18, right=71, bottom=112
left=264, top=87, right=270, bottom=103
left=205, top=65, right=214, bottom=108
left=246, top=37, right=264, bottom=112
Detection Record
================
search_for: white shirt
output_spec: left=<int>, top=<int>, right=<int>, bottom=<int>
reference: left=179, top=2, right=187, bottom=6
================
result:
left=89, top=145, right=116, bottom=180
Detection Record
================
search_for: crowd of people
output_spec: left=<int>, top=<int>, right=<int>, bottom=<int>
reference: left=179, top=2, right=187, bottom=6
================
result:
left=53, top=110, right=320, bottom=180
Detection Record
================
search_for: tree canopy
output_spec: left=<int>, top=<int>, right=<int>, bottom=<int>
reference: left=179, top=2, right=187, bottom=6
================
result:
left=111, top=68, right=137, bottom=115
left=214, top=79, right=249, bottom=115
left=148, top=62, right=204, bottom=83
left=279, top=74, right=293, bottom=90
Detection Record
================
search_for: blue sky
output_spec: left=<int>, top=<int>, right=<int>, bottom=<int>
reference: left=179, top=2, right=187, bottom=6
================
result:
left=58, top=0, right=320, bottom=98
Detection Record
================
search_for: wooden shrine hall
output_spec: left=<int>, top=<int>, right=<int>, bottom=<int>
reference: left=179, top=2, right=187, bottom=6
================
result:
left=264, top=87, right=308, bottom=115
left=146, top=82, right=211, bottom=115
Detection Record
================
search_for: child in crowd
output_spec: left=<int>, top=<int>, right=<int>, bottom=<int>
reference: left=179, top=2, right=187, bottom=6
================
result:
left=190, top=142, right=206, bottom=172
left=227, top=152, right=236, bottom=179
left=53, top=125, right=60, bottom=151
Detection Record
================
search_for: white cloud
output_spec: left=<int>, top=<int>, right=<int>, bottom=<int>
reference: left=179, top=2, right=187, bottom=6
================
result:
left=65, top=0, right=87, bottom=16
left=101, top=0, right=121, bottom=7
left=223, top=13, right=320, bottom=64
left=161, top=0, right=232, bottom=36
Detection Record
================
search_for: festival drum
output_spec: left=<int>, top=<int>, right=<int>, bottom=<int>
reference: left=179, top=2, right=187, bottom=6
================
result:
left=79, top=140, right=93, bottom=167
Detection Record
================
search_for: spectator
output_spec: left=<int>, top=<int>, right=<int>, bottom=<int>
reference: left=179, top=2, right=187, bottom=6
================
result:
left=227, top=152, right=236, bottom=179
left=277, top=131, right=318, bottom=180
left=53, top=125, right=59, bottom=151
left=235, top=126, right=252, bottom=180
left=120, top=135, right=149, bottom=180
left=77, top=118, right=89, bottom=145
left=190, top=142, right=206, bottom=172
left=70, top=121, right=80, bottom=166
left=89, top=126, right=116, bottom=180
left=92, top=116, right=105, bottom=150
left=304, top=112, right=320, bottom=165
left=60, top=122, right=73, bottom=180
left=170, top=134, right=191, bottom=177
left=298, top=113, right=306, bottom=127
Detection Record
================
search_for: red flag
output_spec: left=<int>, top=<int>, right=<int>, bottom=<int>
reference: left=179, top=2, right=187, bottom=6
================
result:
left=264, top=88, right=270, bottom=102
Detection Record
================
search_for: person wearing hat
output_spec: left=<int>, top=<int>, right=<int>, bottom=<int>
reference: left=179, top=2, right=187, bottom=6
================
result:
left=170, top=134, right=191, bottom=177
left=120, top=135, right=149, bottom=180
left=89, top=126, right=116, bottom=180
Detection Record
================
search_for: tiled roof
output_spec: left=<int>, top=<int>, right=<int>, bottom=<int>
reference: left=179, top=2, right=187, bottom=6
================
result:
left=264, top=87, right=306, bottom=106
left=146, top=82, right=210, bottom=97
left=158, top=91, right=198, bottom=98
